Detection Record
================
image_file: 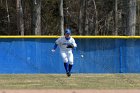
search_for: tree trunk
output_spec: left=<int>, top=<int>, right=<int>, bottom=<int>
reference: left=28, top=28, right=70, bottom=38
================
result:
left=16, top=0, right=24, bottom=35
left=121, top=0, right=127, bottom=35
left=78, top=0, right=83, bottom=35
left=6, top=0, right=10, bottom=35
left=0, top=0, right=2, bottom=4
left=60, top=0, right=64, bottom=36
left=127, top=0, right=136, bottom=36
left=84, top=0, right=88, bottom=35
left=93, top=0, right=98, bottom=35
left=138, top=1, right=140, bottom=35
left=114, top=0, right=118, bottom=35
left=78, top=0, right=86, bottom=35
left=31, top=0, right=41, bottom=35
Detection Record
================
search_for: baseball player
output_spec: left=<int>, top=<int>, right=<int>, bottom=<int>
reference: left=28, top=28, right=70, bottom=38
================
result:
left=51, top=28, right=77, bottom=77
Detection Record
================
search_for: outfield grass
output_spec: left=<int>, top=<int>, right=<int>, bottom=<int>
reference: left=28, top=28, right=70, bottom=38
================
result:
left=0, top=74, right=140, bottom=89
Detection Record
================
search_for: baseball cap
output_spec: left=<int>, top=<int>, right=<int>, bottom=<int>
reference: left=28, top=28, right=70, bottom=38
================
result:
left=64, top=28, right=71, bottom=34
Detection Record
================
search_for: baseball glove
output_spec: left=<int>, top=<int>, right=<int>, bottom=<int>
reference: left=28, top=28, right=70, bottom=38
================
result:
left=66, top=44, right=74, bottom=48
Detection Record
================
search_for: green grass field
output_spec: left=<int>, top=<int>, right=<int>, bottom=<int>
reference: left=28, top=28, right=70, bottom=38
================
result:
left=0, top=74, right=140, bottom=89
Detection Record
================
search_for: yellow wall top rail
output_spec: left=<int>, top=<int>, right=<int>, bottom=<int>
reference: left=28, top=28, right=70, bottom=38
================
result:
left=0, top=35, right=140, bottom=39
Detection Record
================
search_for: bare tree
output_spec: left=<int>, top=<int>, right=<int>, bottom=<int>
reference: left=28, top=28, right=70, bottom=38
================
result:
left=79, top=0, right=98, bottom=35
left=78, top=0, right=82, bottom=35
left=16, top=0, right=24, bottom=35
left=78, top=0, right=86, bottom=35
left=127, top=0, right=136, bottom=36
left=0, top=0, right=2, bottom=4
left=114, top=0, right=118, bottom=35
left=84, top=0, right=88, bottom=35
left=0, top=0, right=139, bottom=36
left=5, top=0, right=10, bottom=35
left=93, top=0, right=98, bottom=35
left=60, top=0, right=64, bottom=35
left=31, top=0, right=41, bottom=35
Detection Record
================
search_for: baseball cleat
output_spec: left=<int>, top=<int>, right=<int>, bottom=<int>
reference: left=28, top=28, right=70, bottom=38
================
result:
left=66, top=72, right=71, bottom=77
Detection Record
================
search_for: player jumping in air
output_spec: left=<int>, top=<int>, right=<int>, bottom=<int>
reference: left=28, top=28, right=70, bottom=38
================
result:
left=51, top=28, right=77, bottom=77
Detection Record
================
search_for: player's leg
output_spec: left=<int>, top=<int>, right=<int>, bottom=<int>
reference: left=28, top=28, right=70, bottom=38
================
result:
left=67, top=51, right=74, bottom=77
left=60, top=52, right=69, bottom=73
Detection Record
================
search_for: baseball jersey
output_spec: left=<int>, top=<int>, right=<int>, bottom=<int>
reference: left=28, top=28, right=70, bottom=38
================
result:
left=55, top=36, right=77, bottom=51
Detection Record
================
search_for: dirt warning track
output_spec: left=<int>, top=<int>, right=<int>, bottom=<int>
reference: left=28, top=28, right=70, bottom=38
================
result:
left=0, top=89, right=140, bottom=93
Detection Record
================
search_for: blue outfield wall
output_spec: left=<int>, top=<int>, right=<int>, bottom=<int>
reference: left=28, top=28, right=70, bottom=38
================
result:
left=0, top=38, right=140, bottom=73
